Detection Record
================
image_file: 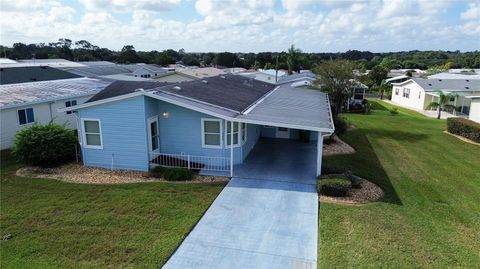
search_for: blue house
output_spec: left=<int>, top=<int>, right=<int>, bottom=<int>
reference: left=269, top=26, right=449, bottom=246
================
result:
left=61, top=75, right=334, bottom=177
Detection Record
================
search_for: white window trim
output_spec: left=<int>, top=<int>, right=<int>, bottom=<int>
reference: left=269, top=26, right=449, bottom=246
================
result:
left=147, top=116, right=160, bottom=153
left=81, top=118, right=103, bottom=149
left=201, top=118, right=223, bottom=149
left=17, top=107, right=35, bottom=126
left=225, top=121, right=241, bottom=148
left=241, top=123, right=247, bottom=145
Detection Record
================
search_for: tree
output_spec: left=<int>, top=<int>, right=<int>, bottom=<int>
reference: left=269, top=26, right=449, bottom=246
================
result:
left=313, top=60, right=357, bottom=117
left=426, top=90, right=456, bottom=119
left=286, top=44, right=302, bottom=74
left=118, top=45, right=142, bottom=63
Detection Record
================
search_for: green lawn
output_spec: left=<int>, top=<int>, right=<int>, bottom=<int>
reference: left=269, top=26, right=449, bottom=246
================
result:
left=0, top=152, right=224, bottom=268
left=319, top=100, right=480, bottom=268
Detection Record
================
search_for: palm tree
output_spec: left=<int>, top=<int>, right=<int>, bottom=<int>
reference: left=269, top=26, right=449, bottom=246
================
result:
left=286, top=44, right=301, bottom=75
left=426, top=90, right=457, bottom=119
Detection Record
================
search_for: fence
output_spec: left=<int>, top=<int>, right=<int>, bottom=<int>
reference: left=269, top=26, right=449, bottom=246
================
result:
left=149, top=152, right=231, bottom=172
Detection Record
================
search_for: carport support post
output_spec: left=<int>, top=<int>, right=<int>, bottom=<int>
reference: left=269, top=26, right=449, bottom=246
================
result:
left=230, top=121, right=234, bottom=177
left=316, top=132, right=323, bottom=176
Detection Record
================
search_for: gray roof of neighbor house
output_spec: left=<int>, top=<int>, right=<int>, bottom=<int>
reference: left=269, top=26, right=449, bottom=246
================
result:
left=0, top=66, right=82, bottom=85
left=153, top=74, right=275, bottom=112
left=237, top=84, right=334, bottom=130
left=0, top=78, right=110, bottom=109
left=276, top=71, right=316, bottom=84
left=61, top=65, right=132, bottom=77
left=399, top=78, right=480, bottom=92
left=87, top=80, right=169, bottom=103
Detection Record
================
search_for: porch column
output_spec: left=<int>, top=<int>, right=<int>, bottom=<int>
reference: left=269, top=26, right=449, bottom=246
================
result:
left=454, top=96, right=457, bottom=116
left=316, top=132, right=324, bottom=176
left=461, top=97, right=465, bottom=114
left=230, top=120, right=234, bottom=177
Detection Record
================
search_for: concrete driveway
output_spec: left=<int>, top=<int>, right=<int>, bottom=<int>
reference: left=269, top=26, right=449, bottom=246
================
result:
left=162, top=139, right=319, bottom=269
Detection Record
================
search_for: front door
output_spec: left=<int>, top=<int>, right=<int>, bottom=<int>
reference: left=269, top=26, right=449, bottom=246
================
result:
left=275, top=127, right=290, bottom=139
left=148, top=116, right=159, bottom=153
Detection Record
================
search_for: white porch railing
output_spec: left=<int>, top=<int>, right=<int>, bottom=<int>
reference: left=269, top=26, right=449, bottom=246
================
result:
left=149, top=152, right=231, bottom=172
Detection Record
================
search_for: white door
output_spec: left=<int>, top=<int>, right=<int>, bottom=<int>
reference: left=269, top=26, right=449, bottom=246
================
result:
left=148, top=116, right=160, bottom=153
left=275, top=127, right=290, bottom=139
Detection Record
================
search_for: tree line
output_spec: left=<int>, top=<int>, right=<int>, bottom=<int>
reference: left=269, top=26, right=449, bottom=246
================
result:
left=1, top=38, right=479, bottom=71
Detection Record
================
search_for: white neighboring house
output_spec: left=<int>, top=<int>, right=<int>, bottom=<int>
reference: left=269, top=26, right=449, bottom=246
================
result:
left=466, top=95, right=480, bottom=123
left=0, top=78, right=110, bottom=149
left=390, top=78, right=480, bottom=118
left=132, top=65, right=170, bottom=78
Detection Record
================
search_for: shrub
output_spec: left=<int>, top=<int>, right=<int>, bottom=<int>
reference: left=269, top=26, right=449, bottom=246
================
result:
left=333, top=116, right=348, bottom=135
left=389, top=107, right=399, bottom=115
left=150, top=166, right=194, bottom=181
left=12, top=123, right=77, bottom=167
left=447, top=117, right=480, bottom=143
left=317, top=175, right=351, bottom=197
left=344, top=170, right=362, bottom=189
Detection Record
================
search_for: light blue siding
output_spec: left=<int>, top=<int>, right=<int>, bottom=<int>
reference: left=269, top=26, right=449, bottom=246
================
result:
left=79, top=96, right=266, bottom=172
left=261, top=126, right=276, bottom=138
left=79, top=96, right=149, bottom=171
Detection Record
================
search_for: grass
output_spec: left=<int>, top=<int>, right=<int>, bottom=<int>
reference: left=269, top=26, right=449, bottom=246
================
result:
left=0, top=151, right=224, bottom=268
left=319, top=100, right=480, bottom=268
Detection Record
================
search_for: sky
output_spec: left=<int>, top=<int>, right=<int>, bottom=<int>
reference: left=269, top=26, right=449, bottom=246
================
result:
left=0, top=0, right=479, bottom=53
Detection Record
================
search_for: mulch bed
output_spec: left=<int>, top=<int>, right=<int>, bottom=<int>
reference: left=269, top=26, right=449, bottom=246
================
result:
left=16, top=163, right=229, bottom=184
left=319, top=177, right=384, bottom=205
left=443, top=130, right=480, bottom=146
left=323, top=135, right=356, bottom=156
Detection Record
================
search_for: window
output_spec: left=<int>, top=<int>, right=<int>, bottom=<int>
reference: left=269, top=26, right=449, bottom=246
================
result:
left=82, top=119, right=103, bottom=149
left=65, top=100, right=77, bottom=114
left=226, top=121, right=239, bottom=147
left=202, top=119, right=222, bottom=148
left=148, top=117, right=159, bottom=151
left=18, top=108, right=34, bottom=125
left=241, top=123, right=247, bottom=144
left=395, top=88, right=399, bottom=95
left=403, top=88, right=410, bottom=98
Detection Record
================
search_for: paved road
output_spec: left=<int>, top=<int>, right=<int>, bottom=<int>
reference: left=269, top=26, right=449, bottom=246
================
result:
left=163, top=139, right=319, bottom=269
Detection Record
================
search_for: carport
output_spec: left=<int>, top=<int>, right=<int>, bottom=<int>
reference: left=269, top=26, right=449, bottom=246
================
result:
left=235, top=83, right=335, bottom=178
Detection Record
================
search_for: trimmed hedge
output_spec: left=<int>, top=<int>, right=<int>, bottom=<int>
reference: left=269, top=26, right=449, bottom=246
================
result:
left=150, top=167, right=194, bottom=181
left=317, top=175, right=351, bottom=197
left=447, top=117, right=480, bottom=143
left=12, top=123, right=77, bottom=167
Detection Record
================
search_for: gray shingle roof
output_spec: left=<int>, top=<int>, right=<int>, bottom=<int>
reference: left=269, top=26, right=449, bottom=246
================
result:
left=87, top=80, right=169, bottom=103
left=276, top=71, right=316, bottom=84
left=410, top=78, right=480, bottom=92
left=153, top=74, right=275, bottom=112
left=0, top=66, right=81, bottom=85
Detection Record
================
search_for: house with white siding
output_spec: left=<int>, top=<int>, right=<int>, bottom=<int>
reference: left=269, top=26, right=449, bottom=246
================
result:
left=390, top=78, right=480, bottom=118
left=60, top=75, right=334, bottom=177
left=0, top=78, right=110, bottom=149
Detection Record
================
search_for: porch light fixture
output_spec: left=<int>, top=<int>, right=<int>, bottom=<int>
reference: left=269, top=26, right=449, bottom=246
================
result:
left=162, top=112, right=169, bottom=118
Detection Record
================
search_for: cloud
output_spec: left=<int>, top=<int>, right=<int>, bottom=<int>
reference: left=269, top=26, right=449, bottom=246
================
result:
left=0, top=0, right=477, bottom=52
left=78, top=0, right=182, bottom=12
left=461, top=3, right=480, bottom=20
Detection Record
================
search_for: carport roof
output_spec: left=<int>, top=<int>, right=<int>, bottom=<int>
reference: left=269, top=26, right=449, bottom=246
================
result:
left=237, top=84, right=334, bottom=132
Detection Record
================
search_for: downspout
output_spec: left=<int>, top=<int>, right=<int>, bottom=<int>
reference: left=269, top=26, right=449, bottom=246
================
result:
left=230, top=121, right=234, bottom=177
left=316, top=132, right=332, bottom=176
left=74, top=112, right=85, bottom=164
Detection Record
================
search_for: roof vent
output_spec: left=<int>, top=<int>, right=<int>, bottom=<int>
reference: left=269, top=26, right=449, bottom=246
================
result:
left=465, top=87, right=470, bottom=89
left=173, top=86, right=181, bottom=90
left=201, top=80, right=208, bottom=83
left=134, top=88, right=145, bottom=92
left=30, top=77, right=37, bottom=81
left=466, top=79, right=470, bottom=82
left=220, top=75, right=226, bottom=79
left=428, top=83, right=432, bottom=86
left=438, top=79, right=442, bottom=81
